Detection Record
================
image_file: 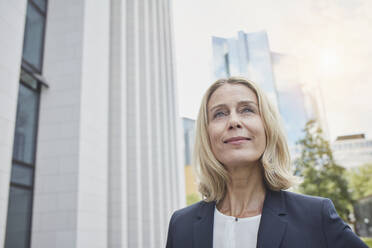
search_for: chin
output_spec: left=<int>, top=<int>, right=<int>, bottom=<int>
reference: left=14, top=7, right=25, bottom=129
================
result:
left=220, top=157, right=261, bottom=168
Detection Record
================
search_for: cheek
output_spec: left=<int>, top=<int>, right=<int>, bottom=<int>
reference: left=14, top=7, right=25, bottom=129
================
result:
left=208, top=125, right=223, bottom=151
left=246, top=119, right=266, bottom=147
left=258, top=123, right=267, bottom=148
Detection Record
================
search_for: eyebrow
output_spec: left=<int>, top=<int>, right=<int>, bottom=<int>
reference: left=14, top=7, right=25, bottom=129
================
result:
left=209, top=100, right=258, bottom=113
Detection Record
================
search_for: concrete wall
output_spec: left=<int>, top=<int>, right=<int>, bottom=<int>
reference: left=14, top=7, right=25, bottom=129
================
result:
left=31, top=0, right=109, bottom=247
left=77, top=0, right=109, bottom=246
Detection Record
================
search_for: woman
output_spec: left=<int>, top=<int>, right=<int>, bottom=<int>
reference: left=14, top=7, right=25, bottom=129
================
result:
left=166, top=77, right=367, bottom=248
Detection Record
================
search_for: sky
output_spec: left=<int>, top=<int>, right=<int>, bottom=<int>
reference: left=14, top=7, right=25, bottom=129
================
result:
left=172, top=0, right=372, bottom=142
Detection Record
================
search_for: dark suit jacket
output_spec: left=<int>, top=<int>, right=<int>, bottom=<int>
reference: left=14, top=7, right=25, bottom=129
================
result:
left=166, top=189, right=367, bottom=248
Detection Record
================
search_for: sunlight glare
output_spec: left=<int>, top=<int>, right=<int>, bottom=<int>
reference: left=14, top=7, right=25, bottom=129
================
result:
left=319, top=49, right=343, bottom=77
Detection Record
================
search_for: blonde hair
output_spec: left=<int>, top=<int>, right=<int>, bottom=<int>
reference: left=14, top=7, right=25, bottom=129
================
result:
left=193, top=77, right=297, bottom=202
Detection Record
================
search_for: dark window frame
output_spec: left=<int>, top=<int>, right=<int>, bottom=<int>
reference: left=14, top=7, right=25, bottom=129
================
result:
left=11, top=162, right=34, bottom=187
left=12, top=159, right=35, bottom=169
left=20, top=68, right=43, bottom=91
left=29, top=0, right=47, bottom=15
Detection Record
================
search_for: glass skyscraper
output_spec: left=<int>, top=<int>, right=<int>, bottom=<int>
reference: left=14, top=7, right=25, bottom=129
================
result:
left=212, top=31, right=308, bottom=149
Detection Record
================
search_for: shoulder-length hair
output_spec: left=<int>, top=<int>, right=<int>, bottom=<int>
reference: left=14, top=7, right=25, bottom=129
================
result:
left=193, top=77, right=297, bottom=202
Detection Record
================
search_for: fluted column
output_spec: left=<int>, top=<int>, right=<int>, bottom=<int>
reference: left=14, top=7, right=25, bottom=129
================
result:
left=149, top=0, right=166, bottom=245
left=108, top=0, right=128, bottom=247
left=108, top=0, right=185, bottom=247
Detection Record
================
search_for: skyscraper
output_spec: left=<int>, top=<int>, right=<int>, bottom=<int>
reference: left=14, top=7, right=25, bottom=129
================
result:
left=271, top=53, right=308, bottom=147
left=213, top=31, right=280, bottom=110
left=0, top=0, right=184, bottom=247
left=212, top=31, right=308, bottom=149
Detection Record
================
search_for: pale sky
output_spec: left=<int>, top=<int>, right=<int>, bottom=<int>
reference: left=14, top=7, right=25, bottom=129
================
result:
left=172, top=0, right=372, bottom=142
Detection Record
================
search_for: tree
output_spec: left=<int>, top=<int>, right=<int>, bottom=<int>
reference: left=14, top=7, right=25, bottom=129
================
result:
left=186, top=193, right=201, bottom=206
left=347, top=163, right=372, bottom=200
left=294, top=120, right=353, bottom=221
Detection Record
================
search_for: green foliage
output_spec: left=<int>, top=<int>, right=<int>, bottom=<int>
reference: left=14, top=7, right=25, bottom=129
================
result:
left=294, top=120, right=353, bottom=221
left=362, top=238, right=372, bottom=247
left=186, top=193, right=201, bottom=206
left=347, top=163, right=372, bottom=200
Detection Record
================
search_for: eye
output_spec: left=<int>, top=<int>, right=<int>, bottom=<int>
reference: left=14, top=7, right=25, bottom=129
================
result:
left=241, top=107, right=254, bottom=113
left=213, top=111, right=227, bottom=119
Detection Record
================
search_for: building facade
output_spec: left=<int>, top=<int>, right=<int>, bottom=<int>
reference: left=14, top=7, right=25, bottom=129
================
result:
left=0, top=0, right=185, bottom=247
left=212, top=31, right=280, bottom=110
left=182, top=118, right=199, bottom=203
left=212, top=31, right=309, bottom=148
left=301, top=82, right=330, bottom=140
left=182, top=117, right=195, bottom=166
left=331, top=134, right=372, bottom=169
left=271, top=52, right=308, bottom=147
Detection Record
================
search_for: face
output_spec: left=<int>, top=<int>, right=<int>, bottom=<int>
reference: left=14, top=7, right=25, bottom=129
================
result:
left=207, top=83, right=266, bottom=169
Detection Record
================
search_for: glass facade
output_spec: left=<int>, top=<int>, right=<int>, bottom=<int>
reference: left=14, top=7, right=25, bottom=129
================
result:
left=276, top=86, right=308, bottom=145
left=32, top=0, right=47, bottom=12
left=212, top=37, right=229, bottom=79
left=5, top=187, right=34, bottom=248
left=12, top=84, right=40, bottom=164
left=5, top=0, right=47, bottom=247
left=10, top=163, right=34, bottom=187
left=212, top=31, right=309, bottom=148
left=213, top=31, right=280, bottom=109
left=183, top=118, right=195, bottom=165
left=5, top=81, right=41, bottom=248
left=22, top=1, right=46, bottom=72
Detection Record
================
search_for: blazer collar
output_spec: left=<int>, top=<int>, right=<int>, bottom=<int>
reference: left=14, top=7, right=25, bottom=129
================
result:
left=193, top=201, right=215, bottom=248
left=193, top=189, right=288, bottom=248
left=257, top=189, right=288, bottom=248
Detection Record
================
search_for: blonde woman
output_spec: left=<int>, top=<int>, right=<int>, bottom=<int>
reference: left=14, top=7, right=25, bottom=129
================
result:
left=166, top=77, right=367, bottom=248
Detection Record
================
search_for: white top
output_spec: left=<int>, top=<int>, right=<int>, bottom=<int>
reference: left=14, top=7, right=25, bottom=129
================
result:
left=213, top=206, right=261, bottom=248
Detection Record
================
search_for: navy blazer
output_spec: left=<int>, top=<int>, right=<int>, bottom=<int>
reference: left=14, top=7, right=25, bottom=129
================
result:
left=166, top=189, right=367, bottom=248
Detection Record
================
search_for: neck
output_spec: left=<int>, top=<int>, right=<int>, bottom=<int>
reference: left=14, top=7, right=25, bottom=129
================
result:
left=217, top=162, right=266, bottom=218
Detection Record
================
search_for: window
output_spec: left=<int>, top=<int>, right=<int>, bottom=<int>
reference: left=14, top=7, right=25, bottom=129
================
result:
left=5, top=78, right=41, bottom=248
left=22, top=2, right=46, bottom=72
left=10, top=163, right=34, bottom=187
left=224, top=53, right=230, bottom=77
left=4, top=187, right=33, bottom=248
left=5, top=0, right=47, bottom=247
left=12, top=83, right=40, bottom=164
left=32, top=0, right=47, bottom=12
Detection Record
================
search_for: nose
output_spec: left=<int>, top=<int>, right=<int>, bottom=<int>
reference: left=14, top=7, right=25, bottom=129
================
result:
left=228, top=112, right=242, bottom=129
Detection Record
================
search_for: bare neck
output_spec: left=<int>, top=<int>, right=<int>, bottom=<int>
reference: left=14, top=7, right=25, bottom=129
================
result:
left=217, top=163, right=266, bottom=218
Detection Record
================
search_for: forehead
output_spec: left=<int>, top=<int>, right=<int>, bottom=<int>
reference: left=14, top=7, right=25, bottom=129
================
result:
left=208, top=84, right=258, bottom=108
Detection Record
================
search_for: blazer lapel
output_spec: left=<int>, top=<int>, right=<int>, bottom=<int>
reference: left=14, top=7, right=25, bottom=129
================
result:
left=257, top=190, right=288, bottom=248
left=193, top=201, right=215, bottom=248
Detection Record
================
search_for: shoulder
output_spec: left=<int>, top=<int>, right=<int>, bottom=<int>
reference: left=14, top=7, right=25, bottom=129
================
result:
left=280, top=190, right=346, bottom=219
left=278, top=190, right=343, bottom=226
left=281, top=190, right=326, bottom=203
left=280, top=191, right=368, bottom=247
left=281, top=190, right=328, bottom=211
left=166, top=200, right=214, bottom=248
left=275, top=190, right=330, bottom=228
left=170, top=200, right=210, bottom=224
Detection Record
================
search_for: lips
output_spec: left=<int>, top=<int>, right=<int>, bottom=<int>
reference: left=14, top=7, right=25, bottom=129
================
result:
left=224, top=136, right=251, bottom=143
